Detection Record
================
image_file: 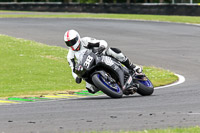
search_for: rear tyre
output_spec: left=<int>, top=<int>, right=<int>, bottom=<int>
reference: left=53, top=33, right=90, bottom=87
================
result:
left=134, top=78, right=154, bottom=96
left=92, top=74, right=123, bottom=98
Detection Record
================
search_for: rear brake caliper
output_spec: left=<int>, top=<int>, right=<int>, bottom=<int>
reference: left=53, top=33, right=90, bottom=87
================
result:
left=123, top=76, right=138, bottom=95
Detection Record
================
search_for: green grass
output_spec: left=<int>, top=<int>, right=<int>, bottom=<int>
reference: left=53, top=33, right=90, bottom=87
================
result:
left=143, top=66, right=178, bottom=87
left=0, top=34, right=85, bottom=98
left=0, top=34, right=178, bottom=98
left=0, top=10, right=200, bottom=24
left=87, top=126, right=200, bottom=133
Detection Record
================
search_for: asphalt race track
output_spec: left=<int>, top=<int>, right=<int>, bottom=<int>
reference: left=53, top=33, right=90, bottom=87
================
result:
left=0, top=18, right=200, bottom=133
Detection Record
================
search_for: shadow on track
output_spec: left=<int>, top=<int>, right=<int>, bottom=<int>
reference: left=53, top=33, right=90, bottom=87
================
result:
left=73, top=94, right=156, bottom=101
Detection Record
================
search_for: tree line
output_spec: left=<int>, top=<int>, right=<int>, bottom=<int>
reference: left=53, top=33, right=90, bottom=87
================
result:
left=0, top=0, right=172, bottom=3
left=1, top=0, right=199, bottom=4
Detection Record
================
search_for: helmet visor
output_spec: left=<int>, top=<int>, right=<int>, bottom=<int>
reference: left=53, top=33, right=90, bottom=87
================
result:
left=65, top=36, right=79, bottom=47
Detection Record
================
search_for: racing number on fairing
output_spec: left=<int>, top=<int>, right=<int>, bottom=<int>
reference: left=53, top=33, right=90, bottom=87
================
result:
left=84, top=55, right=93, bottom=68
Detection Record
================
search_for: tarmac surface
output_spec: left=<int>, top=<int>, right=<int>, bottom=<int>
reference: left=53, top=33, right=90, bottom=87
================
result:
left=0, top=18, right=200, bottom=133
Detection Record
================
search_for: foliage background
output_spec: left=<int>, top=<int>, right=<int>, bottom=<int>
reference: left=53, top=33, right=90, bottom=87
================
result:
left=0, top=0, right=200, bottom=3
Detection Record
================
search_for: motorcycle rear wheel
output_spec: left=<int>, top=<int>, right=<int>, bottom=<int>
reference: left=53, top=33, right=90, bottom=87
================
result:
left=134, top=78, right=154, bottom=96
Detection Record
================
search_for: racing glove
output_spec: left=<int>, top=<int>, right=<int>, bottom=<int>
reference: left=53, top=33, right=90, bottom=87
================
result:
left=134, top=65, right=143, bottom=73
left=75, top=77, right=82, bottom=84
left=97, top=45, right=106, bottom=55
left=87, top=43, right=100, bottom=49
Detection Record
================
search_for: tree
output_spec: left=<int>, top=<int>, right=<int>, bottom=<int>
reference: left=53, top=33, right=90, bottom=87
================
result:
left=63, top=0, right=72, bottom=3
left=99, top=0, right=103, bottom=3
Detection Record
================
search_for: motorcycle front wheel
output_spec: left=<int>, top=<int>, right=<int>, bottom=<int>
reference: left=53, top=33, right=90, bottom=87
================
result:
left=92, top=73, right=123, bottom=98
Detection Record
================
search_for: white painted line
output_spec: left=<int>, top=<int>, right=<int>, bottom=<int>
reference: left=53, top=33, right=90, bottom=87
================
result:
left=188, top=113, right=200, bottom=115
left=155, top=74, right=185, bottom=90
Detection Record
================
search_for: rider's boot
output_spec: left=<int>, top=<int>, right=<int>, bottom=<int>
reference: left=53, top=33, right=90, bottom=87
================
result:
left=86, top=82, right=99, bottom=94
left=121, top=58, right=135, bottom=74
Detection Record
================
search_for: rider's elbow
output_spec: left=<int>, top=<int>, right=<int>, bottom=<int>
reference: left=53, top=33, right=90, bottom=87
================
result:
left=100, top=40, right=108, bottom=48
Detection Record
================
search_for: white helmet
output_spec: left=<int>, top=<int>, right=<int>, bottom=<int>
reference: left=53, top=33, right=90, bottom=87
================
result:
left=64, top=29, right=81, bottom=51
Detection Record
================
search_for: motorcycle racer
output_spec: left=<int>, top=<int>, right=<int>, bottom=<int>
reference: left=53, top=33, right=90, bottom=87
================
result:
left=64, top=29, right=142, bottom=94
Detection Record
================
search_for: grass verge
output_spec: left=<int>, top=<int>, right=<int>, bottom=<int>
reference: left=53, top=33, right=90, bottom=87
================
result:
left=0, top=34, right=178, bottom=98
left=0, top=10, right=200, bottom=24
left=87, top=126, right=200, bottom=133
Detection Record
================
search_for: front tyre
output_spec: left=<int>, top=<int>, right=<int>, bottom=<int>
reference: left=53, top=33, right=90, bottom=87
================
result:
left=92, top=74, right=123, bottom=98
